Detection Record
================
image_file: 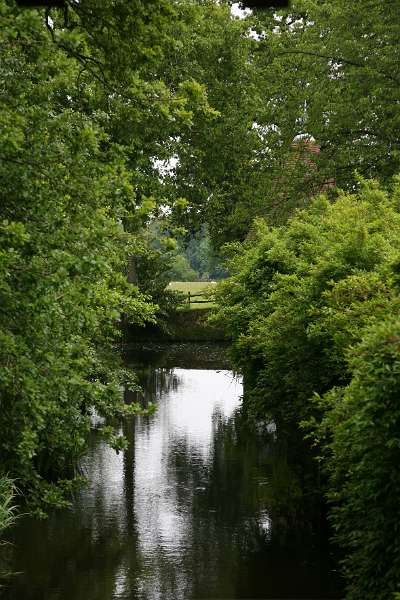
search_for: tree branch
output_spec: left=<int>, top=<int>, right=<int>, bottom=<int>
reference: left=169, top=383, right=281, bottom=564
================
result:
left=45, top=8, right=109, bottom=90
left=273, top=49, right=400, bottom=84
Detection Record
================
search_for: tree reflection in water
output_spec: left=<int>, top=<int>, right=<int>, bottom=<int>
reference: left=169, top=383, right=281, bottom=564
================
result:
left=5, top=353, right=342, bottom=600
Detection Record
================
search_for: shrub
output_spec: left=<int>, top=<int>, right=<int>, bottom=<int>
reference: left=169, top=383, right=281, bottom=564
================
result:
left=312, top=316, right=400, bottom=599
left=214, top=178, right=400, bottom=597
left=214, top=180, right=400, bottom=426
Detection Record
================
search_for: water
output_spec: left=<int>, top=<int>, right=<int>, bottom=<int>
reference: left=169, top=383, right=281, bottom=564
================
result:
left=4, top=344, right=342, bottom=600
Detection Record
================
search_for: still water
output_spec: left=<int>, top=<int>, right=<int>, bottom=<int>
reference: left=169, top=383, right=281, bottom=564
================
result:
left=4, top=344, right=342, bottom=600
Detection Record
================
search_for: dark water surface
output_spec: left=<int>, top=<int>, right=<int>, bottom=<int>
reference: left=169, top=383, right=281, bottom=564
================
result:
left=4, top=344, right=342, bottom=600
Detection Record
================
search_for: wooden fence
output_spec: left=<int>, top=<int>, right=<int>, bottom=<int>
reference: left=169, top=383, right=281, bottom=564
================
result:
left=184, top=292, right=213, bottom=307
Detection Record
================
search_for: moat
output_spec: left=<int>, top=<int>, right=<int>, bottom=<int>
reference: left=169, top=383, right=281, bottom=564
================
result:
left=4, top=344, right=342, bottom=600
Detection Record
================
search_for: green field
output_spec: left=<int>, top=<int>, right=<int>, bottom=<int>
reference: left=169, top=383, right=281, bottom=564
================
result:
left=167, top=281, right=217, bottom=309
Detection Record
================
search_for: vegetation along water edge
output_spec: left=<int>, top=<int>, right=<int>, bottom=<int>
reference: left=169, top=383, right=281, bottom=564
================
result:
left=1, top=0, right=400, bottom=597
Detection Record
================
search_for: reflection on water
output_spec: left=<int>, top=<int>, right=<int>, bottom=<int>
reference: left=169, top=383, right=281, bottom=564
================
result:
left=133, top=370, right=242, bottom=600
left=5, top=355, right=342, bottom=600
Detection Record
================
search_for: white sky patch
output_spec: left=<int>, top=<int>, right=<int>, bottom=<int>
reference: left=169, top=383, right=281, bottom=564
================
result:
left=230, top=3, right=266, bottom=40
left=248, top=28, right=263, bottom=40
left=252, top=121, right=280, bottom=138
left=152, top=155, right=179, bottom=179
left=231, top=2, right=252, bottom=18
left=158, top=204, right=172, bottom=217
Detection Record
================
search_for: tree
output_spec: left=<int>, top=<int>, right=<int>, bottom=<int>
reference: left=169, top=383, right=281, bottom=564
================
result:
left=213, top=179, right=400, bottom=422
left=212, top=178, right=400, bottom=597
left=167, top=254, right=199, bottom=282
left=155, top=1, right=272, bottom=247
left=155, top=0, right=400, bottom=246
left=0, top=0, right=215, bottom=510
left=0, top=2, right=152, bottom=509
left=251, top=0, right=400, bottom=188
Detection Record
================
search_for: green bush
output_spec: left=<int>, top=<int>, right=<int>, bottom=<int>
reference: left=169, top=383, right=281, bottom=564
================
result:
left=166, top=253, right=199, bottom=282
left=313, top=316, right=400, bottom=600
left=214, top=180, right=400, bottom=425
left=213, top=178, right=400, bottom=597
left=0, top=3, right=157, bottom=511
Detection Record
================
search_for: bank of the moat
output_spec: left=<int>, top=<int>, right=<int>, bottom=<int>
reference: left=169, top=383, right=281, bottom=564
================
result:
left=127, top=308, right=229, bottom=343
left=4, top=343, right=343, bottom=600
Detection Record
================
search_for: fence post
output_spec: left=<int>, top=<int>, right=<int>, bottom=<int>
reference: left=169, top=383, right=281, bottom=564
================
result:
left=188, top=291, right=191, bottom=307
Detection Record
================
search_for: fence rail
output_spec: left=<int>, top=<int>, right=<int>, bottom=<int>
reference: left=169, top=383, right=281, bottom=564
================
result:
left=184, top=292, right=213, bottom=306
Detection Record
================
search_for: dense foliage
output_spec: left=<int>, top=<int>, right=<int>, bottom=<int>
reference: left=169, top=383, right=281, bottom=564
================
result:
left=0, top=0, right=215, bottom=511
left=316, top=316, right=400, bottom=600
left=162, top=1, right=269, bottom=246
left=159, top=0, right=400, bottom=245
left=0, top=2, right=151, bottom=510
left=213, top=179, right=400, bottom=597
left=252, top=0, right=400, bottom=186
left=167, top=226, right=227, bottom=281
left=204, top=3, right=400, bottom=595
left=2, top=0, right=400, bottom=597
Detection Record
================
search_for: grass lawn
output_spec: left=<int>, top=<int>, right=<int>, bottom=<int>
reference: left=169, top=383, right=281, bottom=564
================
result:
left=167, top=281, right=217, bottom=309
